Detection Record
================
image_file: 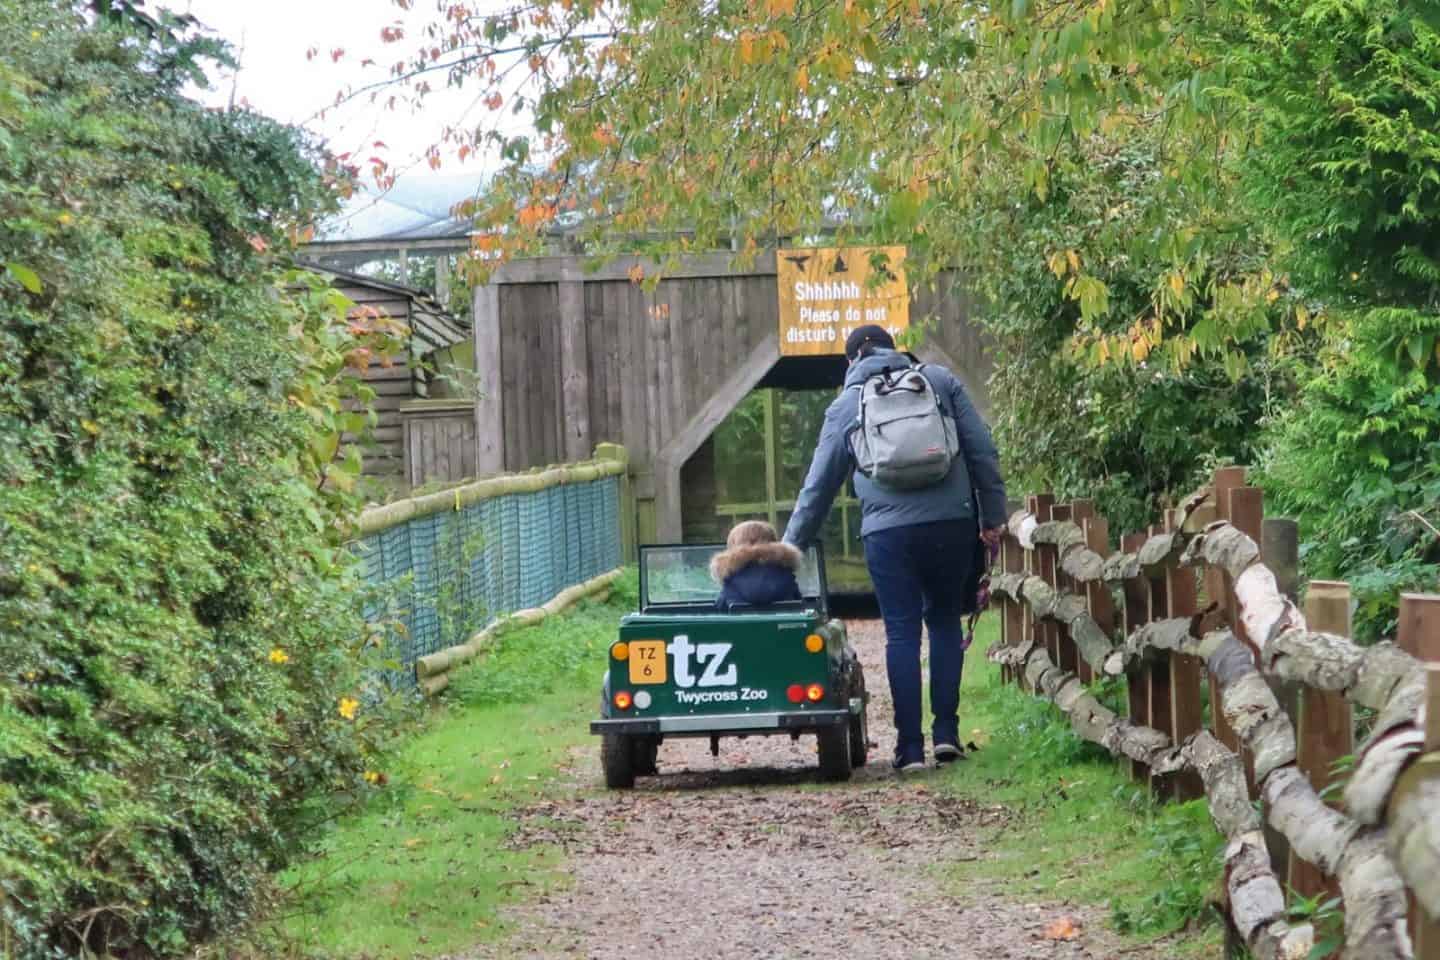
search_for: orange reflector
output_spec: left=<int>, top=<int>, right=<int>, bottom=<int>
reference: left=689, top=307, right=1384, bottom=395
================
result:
left=613, top=691, right=633, bottom=710
left=804, top=634, right=824, bottom=653
left=611, top=641, right=629, bottom=661
left=805, top=683, right=825, bottom=702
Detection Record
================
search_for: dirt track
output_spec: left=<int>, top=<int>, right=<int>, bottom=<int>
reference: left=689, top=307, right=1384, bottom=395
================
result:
left=459, top=621, right=1172, bottom=960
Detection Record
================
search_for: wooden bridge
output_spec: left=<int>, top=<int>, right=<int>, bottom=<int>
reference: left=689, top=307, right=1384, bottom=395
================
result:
left=398, top=250, right=993, bottom=546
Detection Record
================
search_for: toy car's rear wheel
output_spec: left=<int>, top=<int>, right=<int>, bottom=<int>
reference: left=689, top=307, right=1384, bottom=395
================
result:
left=816, top=722, right=853, bottom=782
left=601, top=733, right=635, bottom=789
left=848, top=661, right=869, bottom=768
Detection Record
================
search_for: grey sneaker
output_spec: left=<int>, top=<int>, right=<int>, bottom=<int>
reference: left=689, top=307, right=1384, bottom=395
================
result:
left=891, top=748, right=927, bottom=774
left=934, top=742, right=966, bottom=765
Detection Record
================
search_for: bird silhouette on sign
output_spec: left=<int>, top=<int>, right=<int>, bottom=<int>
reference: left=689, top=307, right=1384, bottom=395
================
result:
left=830, top=253, right=848, bottom=273
left=782, top=254, right=812, bottom=270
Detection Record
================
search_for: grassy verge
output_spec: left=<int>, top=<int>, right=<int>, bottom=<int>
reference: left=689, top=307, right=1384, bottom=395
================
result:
left=274, top=573, right=636, bottom=959
left=939, top=619, right=1225, bottom=955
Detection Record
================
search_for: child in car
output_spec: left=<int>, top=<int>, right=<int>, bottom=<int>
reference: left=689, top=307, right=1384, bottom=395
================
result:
left=710, top=520, right=803, bottom=611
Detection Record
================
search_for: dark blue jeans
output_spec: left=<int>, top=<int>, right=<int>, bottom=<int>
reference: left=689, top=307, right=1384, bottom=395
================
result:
left=863, top=517, right=979, bottom=759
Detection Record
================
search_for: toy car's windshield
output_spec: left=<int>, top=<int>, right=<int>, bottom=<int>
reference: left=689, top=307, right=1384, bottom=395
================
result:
left=639, top=544, right=824, bottom=611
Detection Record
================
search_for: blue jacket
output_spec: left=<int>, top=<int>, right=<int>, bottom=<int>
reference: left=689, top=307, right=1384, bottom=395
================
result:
left=711, top=541, right=804, bottom=611
left=783, top=349, right=1007, bottom=547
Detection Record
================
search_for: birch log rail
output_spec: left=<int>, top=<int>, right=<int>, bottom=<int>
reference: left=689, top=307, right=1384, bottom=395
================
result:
left=989, top=470, right=1439, bottom=960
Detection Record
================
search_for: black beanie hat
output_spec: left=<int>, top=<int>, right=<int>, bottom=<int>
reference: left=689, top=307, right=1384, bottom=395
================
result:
left=844, top=324, right=895, bottom=361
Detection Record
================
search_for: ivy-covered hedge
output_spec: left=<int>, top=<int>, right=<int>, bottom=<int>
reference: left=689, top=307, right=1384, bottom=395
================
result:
left=0, top=4, right=393, bottom=955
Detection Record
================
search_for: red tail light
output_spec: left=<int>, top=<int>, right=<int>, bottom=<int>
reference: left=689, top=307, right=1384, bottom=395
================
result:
left=786, top=684, right=805, bottom=704
left=613, top=691, right=633, bottom=710
left=805, top=683, right=825, bottom=702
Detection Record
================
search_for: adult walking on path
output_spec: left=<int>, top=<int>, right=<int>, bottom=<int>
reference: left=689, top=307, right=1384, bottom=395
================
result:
left=784, top=325, right=1008, bottom=772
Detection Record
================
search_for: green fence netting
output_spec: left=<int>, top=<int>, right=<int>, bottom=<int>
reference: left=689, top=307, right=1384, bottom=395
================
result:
left=356, top=475, right=622, bottom=686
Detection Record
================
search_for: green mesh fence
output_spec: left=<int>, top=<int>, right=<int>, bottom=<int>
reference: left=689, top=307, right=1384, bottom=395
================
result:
left=356, top=475, right=622, bottom=686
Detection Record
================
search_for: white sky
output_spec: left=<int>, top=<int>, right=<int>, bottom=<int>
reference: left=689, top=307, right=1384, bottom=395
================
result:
left=183, top=0, right=530, bottom=178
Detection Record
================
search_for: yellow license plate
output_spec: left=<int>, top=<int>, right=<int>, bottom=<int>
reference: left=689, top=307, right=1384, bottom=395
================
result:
left=628, top=639, right=667, bottom=685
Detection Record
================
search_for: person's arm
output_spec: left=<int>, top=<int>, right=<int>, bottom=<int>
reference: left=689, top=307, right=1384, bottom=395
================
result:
left=943, top=371, right=1008, bottom=533
left=782, top=400, right=853, bottom=548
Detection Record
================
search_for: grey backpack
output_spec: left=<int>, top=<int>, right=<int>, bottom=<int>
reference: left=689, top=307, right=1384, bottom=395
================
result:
left=848, top=364, right=959, bottom=490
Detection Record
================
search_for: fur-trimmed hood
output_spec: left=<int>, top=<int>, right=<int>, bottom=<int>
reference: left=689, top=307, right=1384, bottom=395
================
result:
left=710, top=541, right=803, bottom=584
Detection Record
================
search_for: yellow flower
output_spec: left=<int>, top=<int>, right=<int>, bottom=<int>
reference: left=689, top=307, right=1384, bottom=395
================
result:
left=363, top=770, right=380, bottom=784
left=338, top=697, right=360, bottom=720
left=268, top=648, right=290, bottom=665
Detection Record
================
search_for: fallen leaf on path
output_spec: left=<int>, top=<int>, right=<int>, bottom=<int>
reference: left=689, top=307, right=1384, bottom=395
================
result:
left=1042, top=915, right=1082, bottom=940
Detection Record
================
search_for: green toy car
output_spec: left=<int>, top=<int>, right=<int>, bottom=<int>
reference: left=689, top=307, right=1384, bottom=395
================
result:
left=590, top=543, right=870, bottom=788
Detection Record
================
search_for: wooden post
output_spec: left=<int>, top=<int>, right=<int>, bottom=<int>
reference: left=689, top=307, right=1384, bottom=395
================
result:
left=1228, top=486, right=1265, bottom=802
left=1070, top=500, right=1097, bottom=684
left=1398, top=593, right=1440, bottom=958
left=1207, top=468, right=1246, bottom=754
left=1163, top=509, right=1205, bottom=801
left=1122, top=531, right=1153, bottom=783
left=1427, top=665, right=1440, bottom=754
left=1289, top=580, right=1353, bottom=920
left=595, top=443, right=635, bottom=563
left=1228, top=487, right=1266, bottom=659
left=1022, top=494, right=1040, bottom=691
left=557, top=279, right=592, bottom=463
left=1262, top=516, right=1302, bottom=882
left=473, top=283, right=504, bottom=475
left=1146, top=522, right=1175, bottom=801
left=1001, top=532, right=1025, bottom=685
left=1082, top=515, right=1114, bottom=683
left=762, top=390, right=779, bottom=530
left=1033, top=493, right=1058, bottom=667
left=1051, top=504, right=1079, bottom=676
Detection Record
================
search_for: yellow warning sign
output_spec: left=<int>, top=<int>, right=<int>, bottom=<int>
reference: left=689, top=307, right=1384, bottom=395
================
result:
left=776, top=246, right=909, bottom=357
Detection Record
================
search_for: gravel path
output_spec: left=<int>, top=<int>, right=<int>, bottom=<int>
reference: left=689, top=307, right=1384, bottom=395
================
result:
left=459, top=621, right=1172, bottom=960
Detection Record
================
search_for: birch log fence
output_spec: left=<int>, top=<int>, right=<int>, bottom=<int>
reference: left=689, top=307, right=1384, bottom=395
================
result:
left=989, top=467, right=1440, bottom=960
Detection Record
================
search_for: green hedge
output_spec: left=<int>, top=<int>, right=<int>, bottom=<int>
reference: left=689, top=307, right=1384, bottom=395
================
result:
left=0, top=5, right=394, bottom=955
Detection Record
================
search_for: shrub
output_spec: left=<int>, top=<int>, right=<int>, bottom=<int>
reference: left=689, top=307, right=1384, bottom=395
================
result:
left=0, top=4, right=396, bottom=955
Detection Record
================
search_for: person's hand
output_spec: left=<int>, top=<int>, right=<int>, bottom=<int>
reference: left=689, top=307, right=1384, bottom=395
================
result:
left=979, top=526, right=1005, bottom=547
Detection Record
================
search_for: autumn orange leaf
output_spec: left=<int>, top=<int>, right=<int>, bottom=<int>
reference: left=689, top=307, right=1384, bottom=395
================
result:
left=1042, top=916, right=1082, bottom=940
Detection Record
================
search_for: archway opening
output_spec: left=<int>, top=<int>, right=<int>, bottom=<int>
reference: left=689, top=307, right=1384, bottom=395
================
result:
left=679, top=355, right=873, bottom=595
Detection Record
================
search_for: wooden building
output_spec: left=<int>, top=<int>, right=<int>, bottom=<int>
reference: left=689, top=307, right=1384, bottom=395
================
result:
left=317, top=267, right=470, bottom=484
left=467, top=251, right=995, bottom=544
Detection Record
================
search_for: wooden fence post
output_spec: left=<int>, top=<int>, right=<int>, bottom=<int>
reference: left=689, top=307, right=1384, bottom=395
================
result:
left=595, top=443, right=636, bottom=563
left=1000, top=531, right=1024, bottom=685
left=1163, top=508, right=1205, bottom=801
left=1290, top=580, right=1353, bottom=928
left=1145, top=521, right=1175, bottom=801
left=1051, top=503, right=1080, bottom=675
left=1208, top=467, right=1246, bottom=758
left=1397, top=593, right=1440, bottom=958
left=1070, top=499, right=1098, bottom=685
left=1022, top=494, right=1041, bottom=691
left=1033, top=493, right=1058, bottom=667
left=1228, top=485, right=1266, bottom=800
left=1122, top=531, right=1152, bottom=784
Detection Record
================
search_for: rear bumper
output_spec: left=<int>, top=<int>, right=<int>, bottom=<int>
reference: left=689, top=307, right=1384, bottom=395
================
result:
left=591, top=708, right=851, bottom=736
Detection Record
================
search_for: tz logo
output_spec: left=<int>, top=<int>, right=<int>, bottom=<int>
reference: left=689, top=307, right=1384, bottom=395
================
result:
left=667, top=635, right=737, bottom=689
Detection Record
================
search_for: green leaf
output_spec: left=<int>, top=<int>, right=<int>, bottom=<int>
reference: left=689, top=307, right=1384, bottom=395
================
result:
left=6, top=261, right=42, bottom=294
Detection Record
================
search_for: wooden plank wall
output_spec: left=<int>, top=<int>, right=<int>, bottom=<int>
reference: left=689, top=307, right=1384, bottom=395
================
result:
left=336, top=280, right=421, bottom=478
left=487, top=265, right=992, bottom=540
left=499, top=274, right=779, bottom=477
left=402, top=404, right=477, bottom=487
